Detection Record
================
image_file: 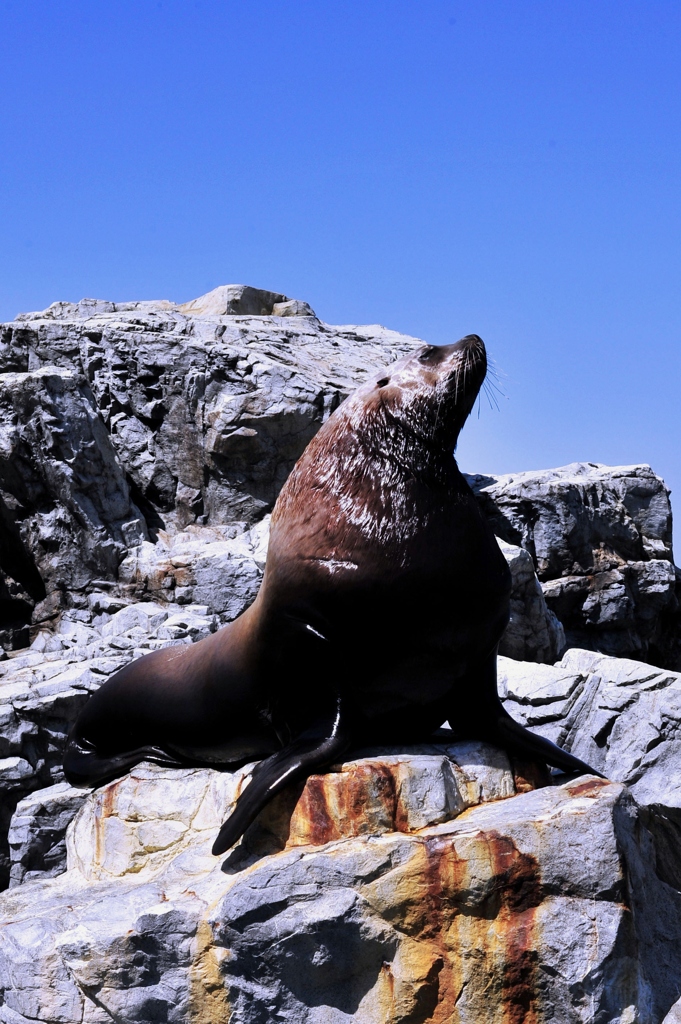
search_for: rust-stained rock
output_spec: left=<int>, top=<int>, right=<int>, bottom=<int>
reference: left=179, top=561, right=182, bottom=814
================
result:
left=65, top=742, right=516, bottom=882
left=1, top=749, right=680, bottom=1023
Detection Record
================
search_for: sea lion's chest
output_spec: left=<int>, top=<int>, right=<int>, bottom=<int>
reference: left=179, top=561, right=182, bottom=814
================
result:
left=263, top=473, right=510, bottom=676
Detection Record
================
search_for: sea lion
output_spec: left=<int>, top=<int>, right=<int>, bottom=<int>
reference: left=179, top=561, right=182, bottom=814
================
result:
left=64, top=334, right=600, bottom=855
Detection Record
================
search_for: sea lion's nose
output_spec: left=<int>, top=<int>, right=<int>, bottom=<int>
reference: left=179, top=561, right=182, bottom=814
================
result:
left=457, top=334, right=485, bottom=350
left=437, top=334, right=485, bottom=358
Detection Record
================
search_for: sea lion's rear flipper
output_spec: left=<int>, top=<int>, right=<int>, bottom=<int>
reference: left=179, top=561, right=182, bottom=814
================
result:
left=494, top=711, right=605, bottom=778
left=64, top=737, right=186, bottom=789
left=212, top=693, right=351, bottom=856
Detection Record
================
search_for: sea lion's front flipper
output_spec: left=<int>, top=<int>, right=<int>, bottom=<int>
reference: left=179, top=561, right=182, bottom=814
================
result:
left=494, top=711, right=605, bottom=778
left=212, top=693, right=351, bottom=856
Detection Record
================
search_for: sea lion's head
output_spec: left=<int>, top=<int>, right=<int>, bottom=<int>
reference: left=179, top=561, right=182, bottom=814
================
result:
left=272, top=334, right=489, bottom=538
left=270, top=332, right=490, bottom=569
left=349, top=333, right=488, bottom=456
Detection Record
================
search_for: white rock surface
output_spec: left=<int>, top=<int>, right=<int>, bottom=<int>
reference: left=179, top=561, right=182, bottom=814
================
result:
left=0, top=758, right=679, bottom=1023
left=496, top=538, right=565, bottom=663
left=501, top=647, right=681, bottom=893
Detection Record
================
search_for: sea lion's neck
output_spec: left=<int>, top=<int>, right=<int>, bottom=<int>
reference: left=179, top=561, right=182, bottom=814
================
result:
left=342, top=398, right=462, bottom=483
left=271, top=403, right=469, bottom=563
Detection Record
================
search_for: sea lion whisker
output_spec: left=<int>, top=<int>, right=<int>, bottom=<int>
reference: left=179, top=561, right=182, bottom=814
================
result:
left=482, top=380, right=501, bottom=412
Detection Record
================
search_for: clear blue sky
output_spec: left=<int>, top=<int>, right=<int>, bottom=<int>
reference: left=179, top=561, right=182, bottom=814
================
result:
left=2, top=1, right=680, bottom=554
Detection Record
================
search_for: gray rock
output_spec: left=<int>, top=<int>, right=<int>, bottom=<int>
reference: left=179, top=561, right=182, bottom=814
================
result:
left=0, top=286, right=418, bottom=538
left=469, top=463, right=681, bottom=667
left=7, top=782, right=87, bottom=887
left=501, top=647, right=681, bottom=897
left=0, top=758, right=678, bottom=1022
left=497, top=538, right=565, bottom=663
left=0, top=367, right=147, bottom=648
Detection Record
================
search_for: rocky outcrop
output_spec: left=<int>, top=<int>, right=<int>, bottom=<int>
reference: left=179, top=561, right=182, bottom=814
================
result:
left=0, top=287, right=419, bottom=647
left=176, top=284, right=316, bottom=318
left=469, top=463, right=681, bottom=668
left=0, top=287, right=416, bottom=532
left=0, top=601, right=215, bottom=888
left=3, top=738, right=681, bottom=1023
left=2, top=289, right=681, bottom=1021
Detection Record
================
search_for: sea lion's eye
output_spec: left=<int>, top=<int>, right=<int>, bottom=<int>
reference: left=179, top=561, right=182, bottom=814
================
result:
left=376, top=377, right=390, bottom=388
left=418, top=346, right=438, bottom=363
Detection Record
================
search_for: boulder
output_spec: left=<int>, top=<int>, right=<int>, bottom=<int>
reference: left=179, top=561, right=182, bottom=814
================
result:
left=469, top=463, right=681, bottom=667
left=177, top=284, right=298, bottom=317
left=500, top=648, right=681, bottom=893
left=0, top=367, right=147, bottom=648
left=0, top=753, right=679, bottom=1022
left=272, top=299, right=317, bottom=317
left=0, top=287, right=418, bottom=536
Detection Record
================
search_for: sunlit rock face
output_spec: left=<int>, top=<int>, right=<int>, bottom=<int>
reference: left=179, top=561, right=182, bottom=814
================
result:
left=2, top=288, right=681, bottom=1022
left=0, top=747, right=679, bottom=1023
left=468, top=463, right=681, bottom=669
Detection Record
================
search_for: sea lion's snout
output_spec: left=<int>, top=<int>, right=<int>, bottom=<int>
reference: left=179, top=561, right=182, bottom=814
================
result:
left=414, top=333, right=487, bottom=432
left=438, top=333, right=486, bottom=365
left=439, top=334, right=487, bottom=392
left=368, top=333, right=488, bottom=450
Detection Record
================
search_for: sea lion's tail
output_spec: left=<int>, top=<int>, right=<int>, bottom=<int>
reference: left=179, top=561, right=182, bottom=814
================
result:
left=494, top=710, right=605, bottom=779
